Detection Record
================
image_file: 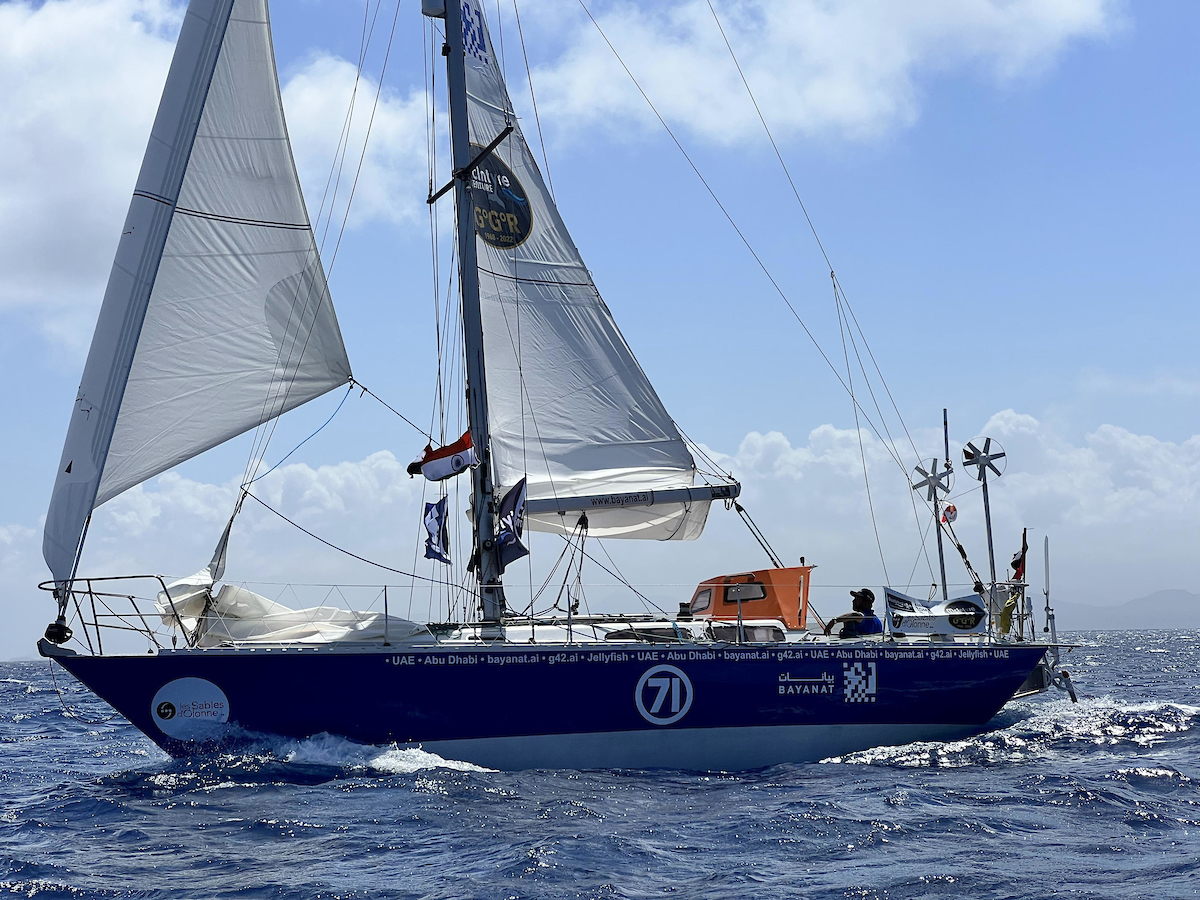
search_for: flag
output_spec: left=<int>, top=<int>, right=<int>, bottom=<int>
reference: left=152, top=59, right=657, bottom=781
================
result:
left=423, top=497, right=451, bottom=564
left=941, top=503, right=957, bottom=524
left=1010, top=527, right=1028, bottom=581
left=407, top=430, right=477, bottom=482
left=495, top=478, right=529, bottom=573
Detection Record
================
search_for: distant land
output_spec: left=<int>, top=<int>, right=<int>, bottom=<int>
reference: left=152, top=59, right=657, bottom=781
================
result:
left=1053, top=589, right=1200, bottom=632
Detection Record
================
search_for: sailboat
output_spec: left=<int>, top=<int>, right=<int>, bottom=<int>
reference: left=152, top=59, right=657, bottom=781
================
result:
left=36, top=0, right=1068, bottom=770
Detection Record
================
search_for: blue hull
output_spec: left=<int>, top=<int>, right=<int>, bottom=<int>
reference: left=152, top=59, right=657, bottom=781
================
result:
left=43, top=641, right=1047, bottom=770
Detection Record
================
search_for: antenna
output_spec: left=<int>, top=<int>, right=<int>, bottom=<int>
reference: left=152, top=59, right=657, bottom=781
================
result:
left=912, top=434, right=953, bottom=605
left=1043, top=535, right=1060, bottom=664
left=963, top=436, right=1006, bottom=620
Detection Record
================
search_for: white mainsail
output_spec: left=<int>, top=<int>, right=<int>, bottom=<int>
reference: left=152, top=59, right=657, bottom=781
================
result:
left=457, top=0, right=729, bottom=540
left=43, top=0, right=351, bottom=586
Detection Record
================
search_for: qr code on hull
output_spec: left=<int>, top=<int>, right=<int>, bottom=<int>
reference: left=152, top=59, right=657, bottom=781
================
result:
left=843, top=661, right=878, bottom=703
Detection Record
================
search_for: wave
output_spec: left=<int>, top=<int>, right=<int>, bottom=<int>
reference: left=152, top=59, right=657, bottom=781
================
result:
left=821, top=696, right=1200, bottom=768
left=282, top=732, right=493, bottom=774
left=94, top=731, right=493, bottom=797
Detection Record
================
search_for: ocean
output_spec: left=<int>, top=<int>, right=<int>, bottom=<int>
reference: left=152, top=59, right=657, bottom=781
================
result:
left=1, top=630, right=1197, bottom=899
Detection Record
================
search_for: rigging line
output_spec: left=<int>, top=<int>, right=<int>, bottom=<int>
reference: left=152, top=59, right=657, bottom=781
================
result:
left=239, top=4, right=376, bottom=490
left=517, top=295, right=536, bottom=616
left=940, top=516, right=985, bottom=592
left=352, top=379, right=433, bottom=441
left=318, top=0, right=401, bottom=281
left=427, top=23, right=448, bottom=445
left=436, top=242, right=460, bottom=444
left=311, top=0, right=377, bottom=250
left=241, top=0, right=384, bottom=490
left=733, top=502, right=783, bottom=569
left=835, top=275, right=924, bottom=465
left=495, top=0, right=507, bottom=104
left=413, top=263, right=448, bottom=623
left=414, top=475, right=431, bottom=625
left=251, top=0, right=403, bottom=482
left=245, top=383, right=353, bottom=487
left=48, top=659, right=120, bottom=725
left=478, top=264, right=567, bottom=516
left=574, top=0, right=904, bottom=471
left=704, top=0, right=833, bottom=272
left=703, top=0, right=931, bottom=500
left=424, top=16, right=435, bottom=194
left=672, top=421, right=736, bottom=483
left=242, top=491, right=460, bottom=588
left=590, top=538, right=667, bottom=615
left=904, top=511, right=936, bottom=593
left=478, top=260, right=550, bottom=615
left=835, top=285, right=889, bottom=584
left=835, top=282, right=926, bottom=580
left=835, top=279, right=933, bottom=582
left=554, top=521, right=587, bottom=612
left=543, top=522, right=583, bottom=610
left=318, top=0, right=384, bottom=252
left=511, top=0, right=555, bottom=200
left=485, top=159, right=539, bottom=611
left=836, top=281, right=905, bottom=475
left=948, top=482, right=984, bottom=502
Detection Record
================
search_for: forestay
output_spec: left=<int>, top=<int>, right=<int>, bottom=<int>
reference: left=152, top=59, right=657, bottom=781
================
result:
left=43, top=0, right=351, bottom=586
left=457, top=0, right=727, bottom=540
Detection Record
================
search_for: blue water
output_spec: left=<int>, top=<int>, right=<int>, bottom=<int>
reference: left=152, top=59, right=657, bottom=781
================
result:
left=2, top=631, right=1198, bottom=899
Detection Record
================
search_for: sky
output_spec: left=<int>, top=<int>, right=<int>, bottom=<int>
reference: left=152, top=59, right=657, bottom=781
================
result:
left=1, top=0, right=1198, bottom=659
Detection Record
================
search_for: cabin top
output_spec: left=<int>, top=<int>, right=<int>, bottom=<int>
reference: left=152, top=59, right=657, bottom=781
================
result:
left=686, top=566, right=812, bottom=630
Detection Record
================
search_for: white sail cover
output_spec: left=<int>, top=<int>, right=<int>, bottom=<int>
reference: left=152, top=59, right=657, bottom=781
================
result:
left=156, top=577, right=430, bottom=647
left=459, top=0, right=713, bottom=540
left=43, top=0, right=350, bottom=585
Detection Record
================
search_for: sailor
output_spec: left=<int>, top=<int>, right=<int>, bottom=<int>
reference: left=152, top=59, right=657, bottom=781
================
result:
left=823, top=588, right=883, bottom=639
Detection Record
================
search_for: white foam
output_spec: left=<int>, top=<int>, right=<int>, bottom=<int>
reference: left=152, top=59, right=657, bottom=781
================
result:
left=1114, top=766, right=1188, bottom=780
left=368, top=745, right=492, bottom=774
left=822, top=696, right=1199, bottom=767
left=280, top=732, right=492, bottom=773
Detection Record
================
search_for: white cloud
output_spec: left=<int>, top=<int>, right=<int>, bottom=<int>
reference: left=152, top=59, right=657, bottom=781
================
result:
left=1078, top=369, right=1200, bottom=399
left=0, top=0, right=181, bottom=345
left=3, top=412, right=1198, bottom=657
left=281, top=55, right=430, bottom=231
left=85, top=409, right=1200, bottom=608
left=977, top=410, right=1200, bottom=529
left=625, top=411, right=1200, bottom=613
left=529, top=0, right=1119, bottom=144
left=0, top=1, right=429, bottom=349
left=82, top=450, right=425, bottom=582
left=0, top=0, right=1121, bottom=353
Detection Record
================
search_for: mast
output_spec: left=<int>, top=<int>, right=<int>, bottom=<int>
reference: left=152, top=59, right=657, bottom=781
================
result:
left=444, top=0, right=506, bottom=621
left=935, top=410, right=950, bottom=604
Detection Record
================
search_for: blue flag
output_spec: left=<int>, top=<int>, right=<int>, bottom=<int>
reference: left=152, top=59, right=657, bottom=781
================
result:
left=496, top=478, right=529, bottom=573
left=423, top=496, right=451, bottom=565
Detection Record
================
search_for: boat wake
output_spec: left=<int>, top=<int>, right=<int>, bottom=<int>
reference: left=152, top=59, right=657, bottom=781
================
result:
left=822, top=696, right=1200, bottom=768
left=281, top=732, right=494, bottom=774
left=95, top=732, right=492, bottom=796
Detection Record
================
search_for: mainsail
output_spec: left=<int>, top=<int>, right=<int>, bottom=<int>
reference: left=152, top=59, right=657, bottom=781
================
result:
left=43, top=0, right=351, bottom=587
left=455, top=0, right=734, bottom=540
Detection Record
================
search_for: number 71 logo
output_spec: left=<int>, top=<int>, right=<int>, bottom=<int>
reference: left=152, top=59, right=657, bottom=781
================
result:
left=635, top=664, right=694, bottom=725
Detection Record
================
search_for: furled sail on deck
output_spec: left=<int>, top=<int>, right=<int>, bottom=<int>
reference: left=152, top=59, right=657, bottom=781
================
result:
left=43, top=0, right=351, bottom=586
left=457, top=0, right=732, bottom=540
